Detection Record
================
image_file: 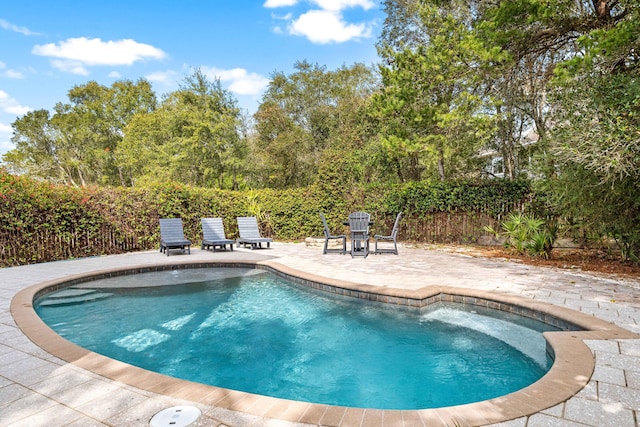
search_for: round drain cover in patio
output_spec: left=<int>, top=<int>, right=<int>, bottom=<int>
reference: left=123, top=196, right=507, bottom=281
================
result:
left=150, top=405, right=201, bottom=427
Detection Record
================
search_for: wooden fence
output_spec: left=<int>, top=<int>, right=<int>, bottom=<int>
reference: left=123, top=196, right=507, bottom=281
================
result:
left=393, top=211, right=500, bottom=244
left=0, top=211, right=504, bottom=267
left=0, top=226, right=150, bottom=267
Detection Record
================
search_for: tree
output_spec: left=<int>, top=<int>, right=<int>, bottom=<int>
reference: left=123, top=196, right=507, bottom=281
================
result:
left=483, top=0, right=630, bottom=64
left=486, top=53, right=556, bottom=180
left=373, top=3, right=500, bottom=181
left=115, top=109, right=174, bottom=186
left=476, top=1, right=633, bottom=180
left=251, top=61, right=378, bottom=188
left=3, top=79, right=156, bottom=186
left=377, top=0, right=426, bottom=55
left=61, top=79, right=157, bottom=186
left=2, top=109, right=78, bottom=184
left=546, top=71, right=640, bottom=260
left=118, top=69, right=244, bottom=188
left=480, top=0, right=640, bottom=260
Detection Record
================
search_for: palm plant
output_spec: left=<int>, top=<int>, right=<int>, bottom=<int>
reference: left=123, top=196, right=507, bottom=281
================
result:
left=484, top=213, right=557, bottom=259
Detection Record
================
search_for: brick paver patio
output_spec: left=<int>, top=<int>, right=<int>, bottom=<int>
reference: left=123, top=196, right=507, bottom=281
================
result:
left=1, top=243, right=639, bottom=426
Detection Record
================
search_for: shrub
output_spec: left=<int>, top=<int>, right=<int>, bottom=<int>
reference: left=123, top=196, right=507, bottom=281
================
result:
left=484, top=213, right=558, bottom=259
left=0, top=168, right=538, bottom=266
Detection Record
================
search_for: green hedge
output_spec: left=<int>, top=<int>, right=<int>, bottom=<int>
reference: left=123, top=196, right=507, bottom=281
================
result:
left=0, top=168, right=534, bottom=266
left=378, top=180, right=532, bottom=216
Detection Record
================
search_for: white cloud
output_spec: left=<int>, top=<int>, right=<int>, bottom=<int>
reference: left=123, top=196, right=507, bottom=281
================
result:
left=289, top=10, right=371, bottom=44
left=145, top=70, right=179, bottom=86
left=201, top=67, right=269, bottom=96
left=264, top=0, right=298, bottom=7
left=108, top=71, right=121, bottom=78
left=32, top=37, right=166, bottom=74
left=51, top=59, right=88, bottom=76
left=272, top=12, right=293, bottom=20
left=3, top=69, right=24, bottom=79
left=312, top=0, right=375, bottom=11
left=0, top=18, right=40, bottom=36
left=267, top=0, right=375, bottom=44
left=0, top=118, right=17, bottom=155
left=1, top=61, right=26, bottom=79
left=0, top=90, right=30, bottom=115
left=264, top=0, right=373, bottom=11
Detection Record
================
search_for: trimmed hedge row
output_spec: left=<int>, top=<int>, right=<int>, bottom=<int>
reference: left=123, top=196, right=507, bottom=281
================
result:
left=0, top=169, right=533, bottom=266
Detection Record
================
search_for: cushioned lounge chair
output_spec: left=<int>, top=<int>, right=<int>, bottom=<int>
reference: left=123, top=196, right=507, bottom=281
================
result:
left=374, top=212, right=402, bottom=255
left=236, top=216, right=272, bottom=249
left=320, top=213, right=346, bottom=254
left=159, top=218, right=191, bottom=256
left=348, top=211, right=371, bottom=258
left=201, top=218, right=234, bottom=252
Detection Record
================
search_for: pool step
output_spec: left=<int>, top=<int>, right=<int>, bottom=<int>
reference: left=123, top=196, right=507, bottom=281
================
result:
left=39, top=290, right=114, bottom=306
left=47, top=288, right=99, bottom=298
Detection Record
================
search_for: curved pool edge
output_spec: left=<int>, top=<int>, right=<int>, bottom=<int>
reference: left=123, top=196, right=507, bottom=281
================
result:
left=11, top=259, right=640, bottom=427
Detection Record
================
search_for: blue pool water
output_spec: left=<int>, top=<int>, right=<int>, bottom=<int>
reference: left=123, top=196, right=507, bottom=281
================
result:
left=35, top=268, right=556, bottom=410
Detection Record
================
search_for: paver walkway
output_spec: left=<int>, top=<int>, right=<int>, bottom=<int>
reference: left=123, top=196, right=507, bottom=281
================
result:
left=1, top=243, right=639, bottom=426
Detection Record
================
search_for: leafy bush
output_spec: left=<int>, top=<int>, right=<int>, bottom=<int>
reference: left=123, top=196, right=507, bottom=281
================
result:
left=1, top=168, right=540, bottom=266
left=607, top=227, right=640, bottom=264
left=484, top=213, right=557, bottom=259
left=385, top=180, right=532, bottom=216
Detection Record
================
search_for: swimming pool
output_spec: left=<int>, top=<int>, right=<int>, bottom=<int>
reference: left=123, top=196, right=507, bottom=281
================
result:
left=35, top=267, right=557, bottom=410
left=15, top=256, right=633, bottom=426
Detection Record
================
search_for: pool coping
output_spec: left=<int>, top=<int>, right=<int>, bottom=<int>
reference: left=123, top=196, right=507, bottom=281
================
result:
left=11, top=258, right=640, bottom=427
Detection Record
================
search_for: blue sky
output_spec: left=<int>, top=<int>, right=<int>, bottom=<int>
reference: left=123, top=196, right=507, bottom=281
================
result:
left=0, top=0, right=384, bottom=155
